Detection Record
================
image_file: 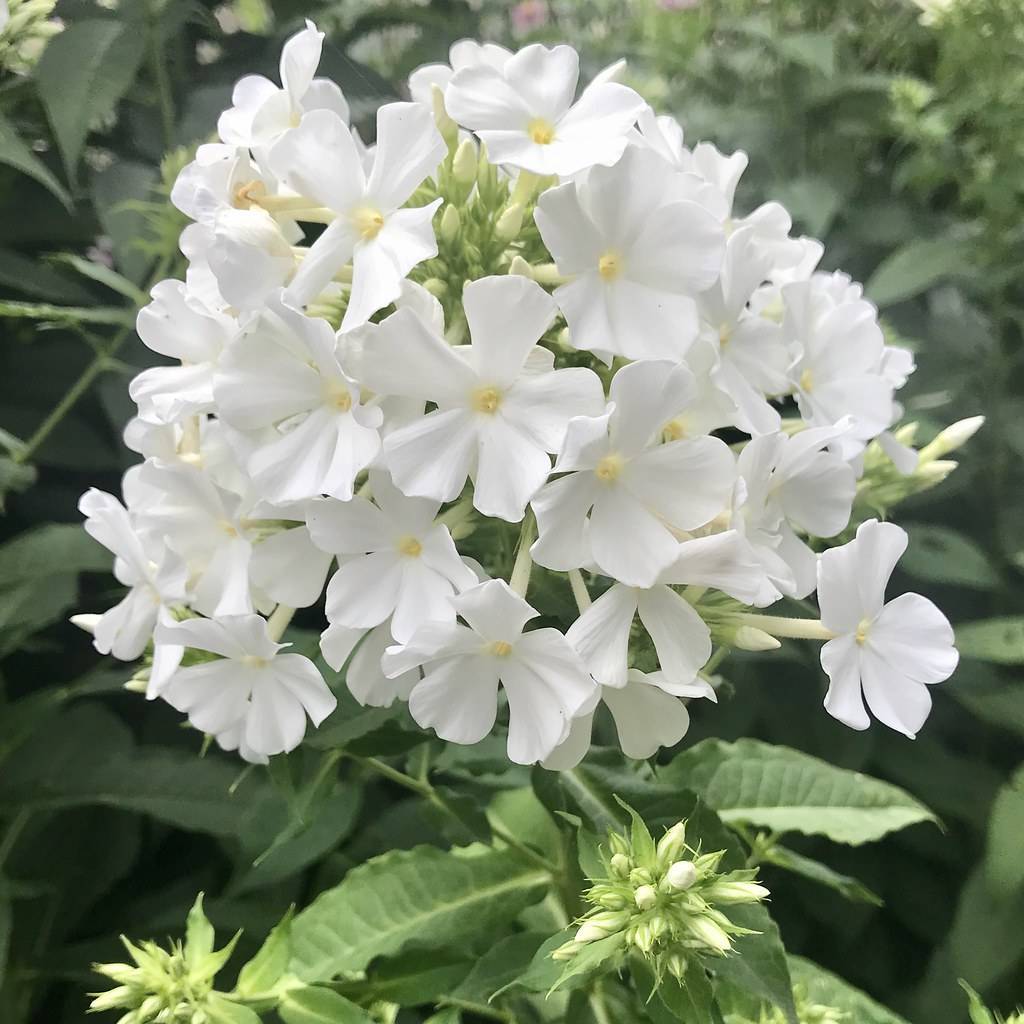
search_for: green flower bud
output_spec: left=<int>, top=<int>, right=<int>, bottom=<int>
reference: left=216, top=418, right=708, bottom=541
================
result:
left=452, top=139, right=478, bottom=185
left=421, top=278, right=448, bottom=298
left=507, top=255, right=533, bottom=278
left=919, top=415, right=984, bottom=460
left=495, top=203, right=525, bottom=241
left=656, top=821, right=687, bottom=867
left=732, top=625, right=782, bottom=651
left=440, top=204, right=461, bottom=244
left=430, top=84, right=458, bottom=150
left=704, top=880, right=770, bottom=905
left=629, top=867, right=653, bottom=887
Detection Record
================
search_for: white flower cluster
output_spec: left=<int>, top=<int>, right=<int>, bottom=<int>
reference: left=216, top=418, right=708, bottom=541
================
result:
left=75, top=22, right=968, bottom=766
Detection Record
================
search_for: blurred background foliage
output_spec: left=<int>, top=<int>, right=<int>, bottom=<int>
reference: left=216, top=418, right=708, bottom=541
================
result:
left=0, top=0, right=1021, bottom=1021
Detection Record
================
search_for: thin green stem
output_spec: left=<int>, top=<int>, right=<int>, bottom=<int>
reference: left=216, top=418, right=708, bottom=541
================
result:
left=0, top=809, right=31, bottom=870
left=351, top=754, right=553, bottom=873
left=437, top=996, right=515, bottom=1022
left=149, top=20, right=175, bottom=151
left=508, top=512, right=535, bottom=597
left=568, top=568, right=592, bottom=612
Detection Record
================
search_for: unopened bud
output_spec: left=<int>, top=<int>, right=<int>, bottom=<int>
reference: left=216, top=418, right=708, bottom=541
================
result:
left=891, top=421, right=919, bottom=446
left=629, top=867, right=653, bottom=887
left=666, top=860, right=698, bottom=891
left=608, top=833, right=631, bottom=858
left=667, top=953, right=688, bottom=980
left=916, top=458, right=957, bottom=485
left=88, top=987, right=133, bottom=1012
left=733, top=626, right=782, bottom=652
left=706, top=880, right=770, bottom=904
left=632, top=922, right=656, bottom=952
left=495, top=203, right=524, bottom=241
left=634, top=884, right=657, bottom=911
left=507, top=255, right=533, bottom=279
left=440, top=204, right=461, bottom=243
left=920, top=415, right=984, bottom=460
left=430, top=84, right=458, bottom=149
left=656, top=821, right=687, bottom=866
left=575, top=910, right=628, bottom=943
left=452, top=139, right=478, bottom=185
left=597, top=891, right=627, bottom=910
left=609, top=852, right=630, bottom=877
left=421, top=277, right=448, bottom=298
left=124, top=677, right=149, bottom=694
left=70, top=613, right=100, bottom=635
left=688, top=915, right=732, bottom=953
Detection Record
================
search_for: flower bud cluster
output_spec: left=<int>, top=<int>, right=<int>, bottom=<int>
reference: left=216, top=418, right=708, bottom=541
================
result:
left=88, top=897, right=239, bottom=1024
left=553, top=816, right=769, bottom=984
left=0, top=0, right=62, bottom=73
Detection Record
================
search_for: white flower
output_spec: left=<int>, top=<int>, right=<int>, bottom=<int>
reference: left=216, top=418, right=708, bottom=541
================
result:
left=735, top=422, right=857, bottom=599
left=130, top=280, right=237, bottom=424
left=217, top=19, right=349, bottom=150
left=358, top=274, right=605, bottom=522
left=214, top=293, right=382, bottom=503
left=319, top=619, right=420, bottom=707
left=783, top=278, right=897, bottom=453
left=408, top=39, right=512, bottom=106
left=534, top=145, right=724, bottom=361
left=382, top=579, right=598, bottom=764
left=79, top=488, right=188, bottom=695
left=544, top=669, right=716, bottom=769
left=566, top=531, right=770, bottom=689
left=817, top=519, right=958, bottom=737
left=445, top=43, right=645, bottom=176
left=134, top=459, right=330, bottom=617
left=306, top=470, right=477, bottom=644
left=530, top=360, right=735, bottom=587
left=269, top=103, right=444, bottom=328
left=696, top=225, right=791, bottom=435
left=156, top=613, right=337, bottom=762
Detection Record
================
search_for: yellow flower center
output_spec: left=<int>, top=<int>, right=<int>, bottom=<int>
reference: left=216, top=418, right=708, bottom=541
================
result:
left=595, top=454, right=625, bottom=482
left=471, top=386, right=502, bottom=414
left=855, top=618, right=872, bottom=645
left=241, top=655, right=268, bottom=668
left=799, top=368, right=814, bottom=392
left=598, top=250, right=622, bottom=281
left=527, top=117, right=556, bottom=145
left=664, top=417, right=688, bottom=441
left=488, top=640, right=513, bottom=657
left=398, top=535, right=423, bottom=557
left=353, top=205, right=385, bottom=240
left=232, top=179, right=266, bottom=209
left=326, top=380, right=353, bottom=412
left=718, top=323, right=731, bottom=348
left=218, top=519, right=239, bottom=537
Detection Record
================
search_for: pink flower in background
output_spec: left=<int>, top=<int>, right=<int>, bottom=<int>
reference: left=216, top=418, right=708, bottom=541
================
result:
left=511, top=0, right=548, bottom=35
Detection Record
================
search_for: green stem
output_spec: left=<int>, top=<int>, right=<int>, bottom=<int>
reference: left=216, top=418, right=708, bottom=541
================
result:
left=437, top=996, right=515, bottom=1023
left=508, top=513, right=535, bottom=597
left=150, top=20, right=175, bottom=151
left=0, top=809, right=31, bottom=870
left=351, top=755, right=553, bottom=873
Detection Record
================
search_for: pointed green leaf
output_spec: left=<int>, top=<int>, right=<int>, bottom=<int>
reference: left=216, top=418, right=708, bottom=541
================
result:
left=761, top=845, right=883, bottom=905
left=661, top=740, right=936, bottom=844
left=956, top=617, right=1024, bottom=664
left=288, top=845, right=549, bottom=982
left=279, top=987, right=376, bottom=1024
left=787, top=956, right=912, bottom=1023
left=235, top=908, right=293, bottom=998
left=0, top=111, right=71, bottom=209
left=185, top=893, right=215, bottom=968
left=35, top=19, right=146, bottom=183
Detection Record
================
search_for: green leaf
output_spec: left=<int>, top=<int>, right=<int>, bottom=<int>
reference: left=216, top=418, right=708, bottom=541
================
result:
left=787, top=955, right=912, bottom=1023
left=0, top=704, right=295, bottom=848
left=451, top=932, right=547, bottom=1003
left=866, top=236, right=973, bottom=307
left=0, top=523, right=110, bottom=581
left=48, top=253, right=148, bottom=305
left=344, top=949, right=472, bottom=1006
left=279, top=987, right=376, bottom=1024
left=959, top=981, right=996, bottom=1024
left=0, top=456, right=36, bottom=510
left=0, top=247, right=95, bottom=303
left=775, top=32, right=836, bottom=77
left=661, top=739, right=936, bottom=844
left=235, top=909, right=293, bottom=998
left=709, top=905, right=798, bottom=1024
left=496, top=928, right=575, bottom=996
left=35, top=19, right=146, bottom=184
left=0, top=111, right=72, bottom=209
left=901, top=524, right=999, bottom=589
left=761, top=844, right=883, bottom=905
left=956, top=617, right=1024, bottom=664
left=0, top=299, right=135, bottom=326
left=204, top=996, right=263, bottom=1024
left=288, top=845, right=549, bottom=982
left=985, top=764, right=1024, bottom=895
left=633, top=959, right=717, bottom=1024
